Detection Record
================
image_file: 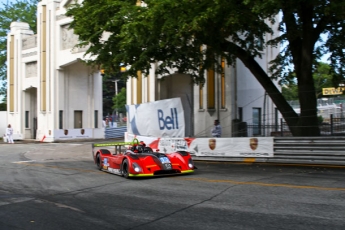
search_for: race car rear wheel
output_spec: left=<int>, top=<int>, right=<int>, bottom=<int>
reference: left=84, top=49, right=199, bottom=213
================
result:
left=96, top=154, right=102, bottom=170
left=121, top=159, right=129, bottom=178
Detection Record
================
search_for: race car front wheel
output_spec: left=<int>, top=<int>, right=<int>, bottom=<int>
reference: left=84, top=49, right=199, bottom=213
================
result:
left=96, top=154, right=102, bottom=170
left=121, top=159, right=129, bottom=178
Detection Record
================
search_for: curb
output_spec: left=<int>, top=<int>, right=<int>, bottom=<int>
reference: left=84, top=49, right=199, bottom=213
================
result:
left=0, top=138, right=123, bottom=144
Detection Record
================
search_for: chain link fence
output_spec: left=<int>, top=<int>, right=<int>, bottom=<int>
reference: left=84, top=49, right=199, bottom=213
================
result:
left=234, top=115, right=345, bottom=137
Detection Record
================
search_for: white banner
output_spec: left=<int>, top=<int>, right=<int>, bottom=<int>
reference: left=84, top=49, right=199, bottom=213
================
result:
left=188, top=137, right=273, bottom=157
left=126, top=98, right=185, bottom=137
left=54, top=129, right=93, bottom=139
left=125, top=133, right=273, bottom=157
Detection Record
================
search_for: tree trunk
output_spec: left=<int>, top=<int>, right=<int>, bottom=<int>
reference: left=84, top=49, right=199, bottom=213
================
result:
left=288, top=2, right=320, bottom=136
left=294, top=40, right=320, bottom=136
left=223, top=41, right=320, bottom=136
left=297, top=76, right=320, bottom=136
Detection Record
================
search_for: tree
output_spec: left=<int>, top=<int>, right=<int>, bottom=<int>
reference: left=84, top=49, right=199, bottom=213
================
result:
left=0, top=0, right=39, bottom=103
left=102, top=70, right=126, bottom=117
left=282, top=62, right=335, bottom=101
left=282, top=85, right=298, bottom=101
left=0, top=101, right=6, bottom=111
left=102, top=73, right=116, bottom=117
left=112, top=87, right=126, bottom=114
left=313, top=62, right=335, bottom=98
left=66, top=0, right=345, bottom=136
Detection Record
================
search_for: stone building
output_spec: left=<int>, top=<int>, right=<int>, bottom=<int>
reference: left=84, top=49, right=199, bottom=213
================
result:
left=7, top=0, right=281, bottom=141
left=7, top=0, right=103, bottom=142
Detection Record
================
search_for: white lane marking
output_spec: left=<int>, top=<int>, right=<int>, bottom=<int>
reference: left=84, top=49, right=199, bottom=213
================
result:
left=0, top=197, right=84, bottom=213
left=0, top=197, right=34, bottom=206
left=35, top=199, right=84, bottom=213
left=12, top=160, right=36, bottom=164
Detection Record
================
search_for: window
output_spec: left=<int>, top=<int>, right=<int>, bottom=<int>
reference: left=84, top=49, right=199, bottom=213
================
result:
left=94, top=110, right=98, bottom=128
left=238, top=107, right=243, bottom=122
left=59, top=110, right=63, bottom=129
left=137, top=71, right=142, bottom=104
left=199, top=85, right=204, bottom=109
left=253, top=108, right=261, bottom=135
left=221, top=57, right=226, bottom=109
left=74, top=110, right=83, bottom=128
left=25, top=111, right=29, bottom=128
left=207, top=68, right=215, bottom=109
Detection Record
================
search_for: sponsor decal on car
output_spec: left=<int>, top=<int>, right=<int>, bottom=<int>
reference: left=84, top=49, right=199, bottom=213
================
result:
left=103, top=158, right=109, bottom=169
left=108, top=167, right=121, bottom=175
left=159, top=157, right=172, bottom=169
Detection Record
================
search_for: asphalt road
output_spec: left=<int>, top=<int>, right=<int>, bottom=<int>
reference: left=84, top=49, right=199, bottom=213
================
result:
left=0, top=142, right=345, bottom=230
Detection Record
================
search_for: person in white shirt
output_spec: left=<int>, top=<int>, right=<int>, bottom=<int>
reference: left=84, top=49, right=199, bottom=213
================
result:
left=211, top=119, right=222, bottom=138
left=6, top=124, right=14, bottom=144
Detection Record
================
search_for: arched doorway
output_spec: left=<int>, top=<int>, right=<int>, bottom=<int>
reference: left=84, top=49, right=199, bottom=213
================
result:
left=158, top=74, right=193, bottom=137
left=23, top=87, right=37, bottom=139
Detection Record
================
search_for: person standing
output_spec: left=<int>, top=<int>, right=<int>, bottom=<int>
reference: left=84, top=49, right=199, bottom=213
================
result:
left=6, top=124, right=14, bottom=144
left=211, top=119, right=222, bottom=137
left=105, top=117, right=110, bottom=127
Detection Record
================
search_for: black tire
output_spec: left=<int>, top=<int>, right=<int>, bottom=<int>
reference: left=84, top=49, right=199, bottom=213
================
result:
left=121, top=159, right=129, bottom=178
left=96, top=154, right=102, bottom=170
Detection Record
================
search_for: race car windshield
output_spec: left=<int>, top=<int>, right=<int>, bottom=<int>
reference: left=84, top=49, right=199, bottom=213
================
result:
left=143, top=147, right=153, bottom=153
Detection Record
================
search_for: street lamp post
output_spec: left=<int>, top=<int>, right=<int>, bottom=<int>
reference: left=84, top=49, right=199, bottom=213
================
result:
left=111, top=66, right=126, bottom=125
left=111, top=80, right=119, bottom=126
left=112, top=80, right=119, bottom=96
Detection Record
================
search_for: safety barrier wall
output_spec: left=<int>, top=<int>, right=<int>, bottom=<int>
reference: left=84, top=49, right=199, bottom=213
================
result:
left=105, top=126, right=127, bottom=139
left=271, top=136, right=345, bottom=165
left=192, top=136, right=345, bottom=166
left=123, top=132, right=345, bottom=166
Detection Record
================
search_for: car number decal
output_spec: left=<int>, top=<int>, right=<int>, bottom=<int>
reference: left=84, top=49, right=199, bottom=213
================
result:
left=164, top=163, right=172, bottom=169
left=102, top=158, right=109, bottom=170
left=159, top=157, right=170, bottom=164
left=108, top=167, right=121, bottom=175
left=103, top=158, right=109, bottom=166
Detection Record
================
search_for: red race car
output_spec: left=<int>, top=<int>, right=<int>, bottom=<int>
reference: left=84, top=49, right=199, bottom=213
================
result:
left=92, top=139, right=196, bottom=178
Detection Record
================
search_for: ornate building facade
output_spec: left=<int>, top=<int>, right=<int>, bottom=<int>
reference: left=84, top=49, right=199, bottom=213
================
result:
left=7, top=0, right=280, bottom=141
left=7, top=0, right=103, bottom=142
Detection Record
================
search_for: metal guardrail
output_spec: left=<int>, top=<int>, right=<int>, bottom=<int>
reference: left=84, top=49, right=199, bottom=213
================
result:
left=192, top=136, right=345, bottom=166
left=105, top=126, right=127, bottom=139
left=104, top=129, right=345, bottom=165
left=272, top=136, right=345, bottom=165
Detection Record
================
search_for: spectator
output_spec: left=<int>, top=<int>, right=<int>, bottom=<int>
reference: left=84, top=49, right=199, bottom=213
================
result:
left=105, top=117, right=109, bottom=127
left=6, top=124, right=14, bottom=144
left=211, top=119, right=222, bottom=137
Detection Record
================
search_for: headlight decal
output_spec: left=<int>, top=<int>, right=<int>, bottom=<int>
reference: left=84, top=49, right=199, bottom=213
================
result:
left=188, top=158, right=194, bottom=168
left=132, top=162, right=142, bottom=173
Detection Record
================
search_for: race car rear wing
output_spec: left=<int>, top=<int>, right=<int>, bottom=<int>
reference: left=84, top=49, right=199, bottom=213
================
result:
left=92, top=139, right=140, bottom=157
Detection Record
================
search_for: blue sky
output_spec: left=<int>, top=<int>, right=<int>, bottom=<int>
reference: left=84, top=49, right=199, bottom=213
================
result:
left=0, top=0, right=13, bottom=4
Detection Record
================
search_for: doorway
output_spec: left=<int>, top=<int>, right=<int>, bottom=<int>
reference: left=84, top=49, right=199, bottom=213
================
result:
left=74, top=110, right=83, bottom=128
